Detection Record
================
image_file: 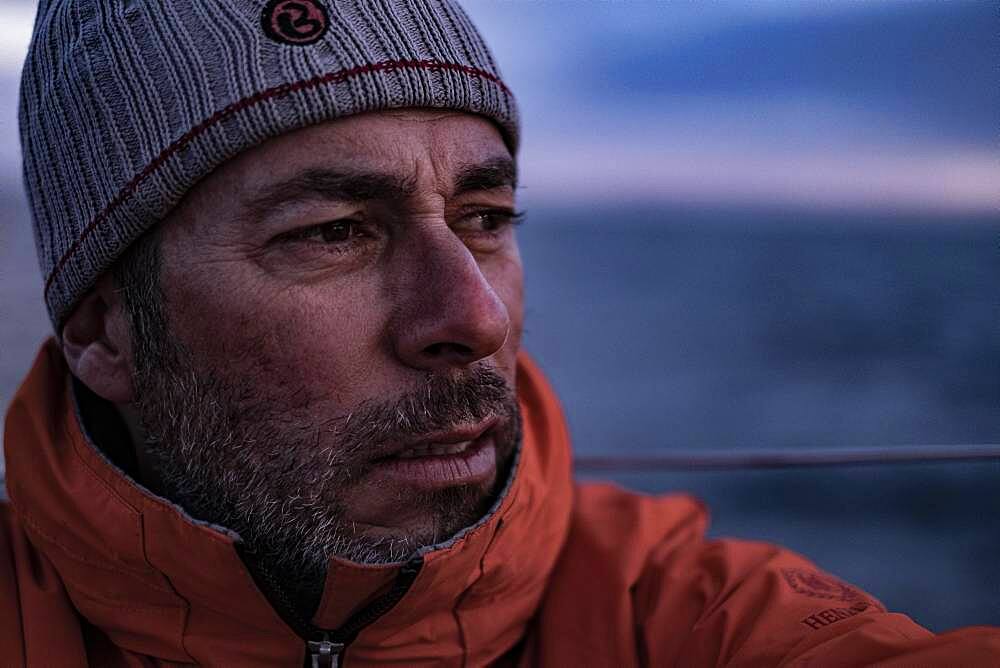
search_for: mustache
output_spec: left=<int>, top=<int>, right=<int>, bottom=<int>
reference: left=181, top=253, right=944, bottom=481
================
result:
left=325, top=365, right=516, bottom=463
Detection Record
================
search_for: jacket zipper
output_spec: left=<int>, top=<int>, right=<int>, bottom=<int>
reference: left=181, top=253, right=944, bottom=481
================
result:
left=306, top=636, right=344, bottom=668
left=240, top=547, right=424, bottom=668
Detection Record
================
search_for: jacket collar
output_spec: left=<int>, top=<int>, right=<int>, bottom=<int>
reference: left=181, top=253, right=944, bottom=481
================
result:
left=4, top=340, right=573, bottom=665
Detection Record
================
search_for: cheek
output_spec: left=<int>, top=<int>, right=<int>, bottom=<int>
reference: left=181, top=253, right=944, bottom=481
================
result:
left=162, top=254, right=392, bottom=407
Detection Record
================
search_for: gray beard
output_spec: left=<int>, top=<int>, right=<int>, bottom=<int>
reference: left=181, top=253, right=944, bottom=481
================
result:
left=128, top=331, right=520, bottom=611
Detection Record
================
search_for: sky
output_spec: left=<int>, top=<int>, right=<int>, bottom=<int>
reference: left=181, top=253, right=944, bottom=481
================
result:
left=0, top=0, right=997, bottom=213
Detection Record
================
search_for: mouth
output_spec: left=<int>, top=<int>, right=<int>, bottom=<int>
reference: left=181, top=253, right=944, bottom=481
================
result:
left=370, top=417, right=500, bottom=490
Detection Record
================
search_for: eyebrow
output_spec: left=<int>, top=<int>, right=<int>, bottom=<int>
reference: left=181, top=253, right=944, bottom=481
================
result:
left=244, top=170, right=417, bottom=222
left=453, top=156, right=518, bottom=195
left=243, top=156, right=517, bottom=223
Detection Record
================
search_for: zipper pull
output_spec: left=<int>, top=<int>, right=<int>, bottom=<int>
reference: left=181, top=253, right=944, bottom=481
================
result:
left=307, top=636, right=344, bottom=668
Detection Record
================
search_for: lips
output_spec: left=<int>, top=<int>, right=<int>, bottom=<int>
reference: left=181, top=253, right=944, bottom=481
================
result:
left=370, top=417, right=501, bottom=489
left=396, top=441, right=475, bottom=458
left=381, top=416, right=499, bottom=460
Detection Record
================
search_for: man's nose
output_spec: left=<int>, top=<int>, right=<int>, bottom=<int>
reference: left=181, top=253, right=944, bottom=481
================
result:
left=390, top=229, right=510, bottom=371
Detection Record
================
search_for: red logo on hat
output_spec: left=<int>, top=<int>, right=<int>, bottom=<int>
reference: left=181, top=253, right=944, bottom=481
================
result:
left=262, top=0, right=329, bottom=46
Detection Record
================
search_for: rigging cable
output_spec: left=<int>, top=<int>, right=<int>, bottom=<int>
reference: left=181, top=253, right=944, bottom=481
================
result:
left=573, top=443, right=1000, bottom=472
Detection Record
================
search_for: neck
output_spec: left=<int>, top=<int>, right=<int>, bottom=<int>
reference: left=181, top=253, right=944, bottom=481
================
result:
left=71, top=376, right=142, bottom=481
left=115, top=401, right=171, bottom=497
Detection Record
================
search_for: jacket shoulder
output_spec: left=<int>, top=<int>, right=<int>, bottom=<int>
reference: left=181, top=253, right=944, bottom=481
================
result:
left=0, top=501, right=89, bottom=666
left=562, top=481, right=710, bottom=583
left=630, top=532, right=1000, bottom=667
left=527, top=483, right=1000, bottom=667
left=523, top=483, right=708, bottom=665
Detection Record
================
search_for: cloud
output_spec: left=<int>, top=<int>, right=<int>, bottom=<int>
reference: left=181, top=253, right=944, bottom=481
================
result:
left=0, top=5, right=34, bottom=72
left=580, top=1, right=997, bottom=144
left=520, top=140, right=999, bottom=214
left=0, top=4, right=33, bottom=187
left=469, top=0, right=1000, bottom=214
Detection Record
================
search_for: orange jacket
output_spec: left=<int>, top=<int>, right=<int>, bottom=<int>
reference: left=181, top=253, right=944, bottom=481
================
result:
left=1, top=340, right=998, bottom=666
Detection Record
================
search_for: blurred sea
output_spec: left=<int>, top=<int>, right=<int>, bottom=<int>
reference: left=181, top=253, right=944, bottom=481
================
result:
left=2, top=196, right=998, bottom=632
left=520, top=204, right=1000, bottom=633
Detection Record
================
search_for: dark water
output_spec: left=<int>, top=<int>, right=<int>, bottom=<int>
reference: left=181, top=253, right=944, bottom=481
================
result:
left=2, top=200, right=998, bottom=631
left=518, top=205, right=1000, bottom=631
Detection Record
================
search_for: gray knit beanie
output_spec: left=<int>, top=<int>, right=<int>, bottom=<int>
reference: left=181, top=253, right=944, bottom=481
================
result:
left=20, top=0, right=518, bottom=331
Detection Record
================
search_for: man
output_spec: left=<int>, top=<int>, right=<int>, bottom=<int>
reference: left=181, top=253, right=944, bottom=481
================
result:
left=1, top=1, right=997, bottom=666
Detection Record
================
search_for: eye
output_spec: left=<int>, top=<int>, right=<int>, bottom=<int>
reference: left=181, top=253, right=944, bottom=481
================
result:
left=280, top=220, right=361, bottom=244
left=478, top=211, right=508, bottom=232
left=461, top=209, right=527, bottom=233
left=316, top=220, right=354, bottom=243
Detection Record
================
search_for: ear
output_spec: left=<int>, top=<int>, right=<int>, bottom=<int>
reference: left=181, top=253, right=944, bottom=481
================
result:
left=61, top=273, right=135, bottom=404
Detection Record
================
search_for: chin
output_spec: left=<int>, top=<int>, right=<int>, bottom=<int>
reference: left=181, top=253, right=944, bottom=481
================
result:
left=348, top=481, right=496, bottom=546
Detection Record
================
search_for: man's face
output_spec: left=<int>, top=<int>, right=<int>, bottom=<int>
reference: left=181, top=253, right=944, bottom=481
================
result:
left=125, top=110, right=524, bottom=575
